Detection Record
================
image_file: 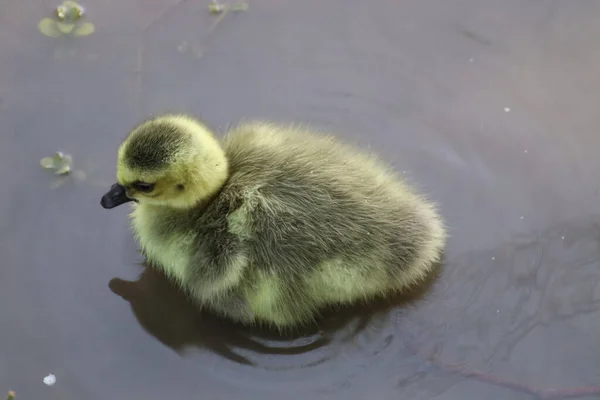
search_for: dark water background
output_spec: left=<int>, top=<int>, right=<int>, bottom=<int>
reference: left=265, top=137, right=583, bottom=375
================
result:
left=1, top=1, right=599, bottom=399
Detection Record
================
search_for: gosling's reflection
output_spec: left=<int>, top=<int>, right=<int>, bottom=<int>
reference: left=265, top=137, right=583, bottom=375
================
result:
left=109, top=262, right=439, bottom=366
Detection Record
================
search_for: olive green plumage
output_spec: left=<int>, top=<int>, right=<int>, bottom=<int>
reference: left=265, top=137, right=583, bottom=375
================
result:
left=107, top=114, right=447, bottom=329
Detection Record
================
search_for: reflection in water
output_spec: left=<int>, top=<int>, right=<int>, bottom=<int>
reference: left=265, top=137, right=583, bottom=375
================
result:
left=109, top=261, right=439, bottom=367
left=109, top=218, right=600, bottom=399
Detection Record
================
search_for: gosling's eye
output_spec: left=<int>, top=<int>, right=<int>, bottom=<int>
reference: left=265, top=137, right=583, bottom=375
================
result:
left=132, top=182, right=155, bottom=193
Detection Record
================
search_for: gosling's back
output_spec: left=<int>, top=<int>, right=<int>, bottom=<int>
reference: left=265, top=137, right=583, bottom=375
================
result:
left=176, top=122, right=446, bottom=326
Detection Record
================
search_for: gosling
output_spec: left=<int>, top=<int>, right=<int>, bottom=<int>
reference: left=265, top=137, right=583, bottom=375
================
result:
left=101, top=114, right=446, bottom=329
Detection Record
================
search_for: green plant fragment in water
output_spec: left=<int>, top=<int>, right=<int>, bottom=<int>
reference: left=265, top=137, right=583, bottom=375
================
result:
left=56, top=21, right=76, bottom=34
left=5, top=391, right=15, bottom=400
left=209, top=1, right=225, bottom=14
left=74, top=22, right=94, bottom=36
left=39, top=19, right=94, bottom=37
left=209, top=1, right=248, bottom=13
left=56, top=1, right=86, bottom=22
left=39, top=1, right=94, bottom=37
left=38, top=18, right=62, bottom=37
left=40, top=151, right=73, bottom=175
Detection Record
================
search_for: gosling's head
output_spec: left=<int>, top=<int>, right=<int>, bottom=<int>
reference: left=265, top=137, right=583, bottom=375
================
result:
left=100, top=114, right=228, bottom=210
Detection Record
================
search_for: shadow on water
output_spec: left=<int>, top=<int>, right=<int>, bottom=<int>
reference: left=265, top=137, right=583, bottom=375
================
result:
left=109, top=217, right=600, bottom=399
left=108, top=259, right=442, bottom=367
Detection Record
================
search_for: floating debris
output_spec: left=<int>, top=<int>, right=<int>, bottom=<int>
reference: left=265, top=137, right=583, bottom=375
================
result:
left=5, top=391, right=15, bottom=400
left=491, top=257, right=495, bottom=260
left=520, top=216, right=524, bottom=220
left=468, top=58, right=474, bottom=63
left=524, top=149, right=528, bottom=153
left=40, top=153, right=108, bottom=189
left=39, top=1, right=95, bottom=37
left=56, top=1, right=85, bottom=22
left=40, top=151, right=73, bottom=175
left=40, top=152, right=93, bottom=189
left=504, top=107, right=510, bottom=112
left=43, top=374, right=56, bottom=386
left=209, top=0, right=226, bottom=13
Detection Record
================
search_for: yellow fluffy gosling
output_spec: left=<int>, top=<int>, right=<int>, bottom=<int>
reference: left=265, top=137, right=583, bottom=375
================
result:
left=101, top=114, right=446, bottom=329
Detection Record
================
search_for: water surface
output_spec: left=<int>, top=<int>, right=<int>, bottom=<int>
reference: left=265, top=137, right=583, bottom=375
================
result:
left=1, top=0, right=599, bottom=399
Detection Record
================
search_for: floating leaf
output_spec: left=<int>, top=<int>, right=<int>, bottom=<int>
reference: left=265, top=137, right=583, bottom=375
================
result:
left=56, top=1, right=85, bottom=22
left=56, top=21, right=76, bottom=34
left=5, top=391, right=15, bottom=400
left=56, top=5, right=68, bottom=19
left=55, top=159, right=72, bottom=175
left=40, top=157, right=57, bottom=169
left=40, top=1, right=92, bottom=37
left=40, top=151, right=73, bottom=175
left=40, top=151, right=64, bottom=169
left=73, top=21, right=94, bottom=36
left=38, top=18, right=61, bottom=37
left=208, top=1, right=225, bottom=13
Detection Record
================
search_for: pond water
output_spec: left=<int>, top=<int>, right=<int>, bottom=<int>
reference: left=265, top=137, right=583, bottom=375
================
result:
left=1, top=0, right=599, bottom=399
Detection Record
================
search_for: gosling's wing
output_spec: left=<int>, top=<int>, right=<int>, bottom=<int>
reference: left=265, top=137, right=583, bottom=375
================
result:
left=226, top=172, right=385, bottom=272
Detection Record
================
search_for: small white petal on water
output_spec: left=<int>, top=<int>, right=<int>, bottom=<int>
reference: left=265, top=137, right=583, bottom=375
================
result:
left=524, top=149, right=528, bottom=153
left=43, top=374, right=56, bottom=386
left=520, top=216, right=524, bottom=220
left=504, top=107, right=510, bottom=112
left=492, top=257, right=495, bottom=260
left=561, top=236, right=565, bottom=240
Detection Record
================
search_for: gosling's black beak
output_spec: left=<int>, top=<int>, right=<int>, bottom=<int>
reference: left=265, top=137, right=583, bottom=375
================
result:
left=101, top=183, right=134, bottom=209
